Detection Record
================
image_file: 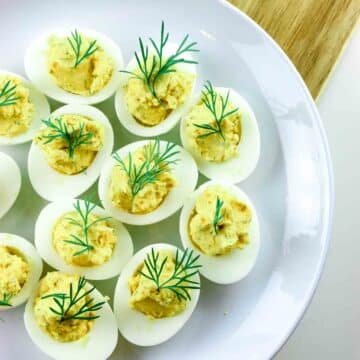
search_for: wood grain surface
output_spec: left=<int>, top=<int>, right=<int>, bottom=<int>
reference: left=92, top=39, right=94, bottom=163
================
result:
left=228, top=0, right=360, bottom=99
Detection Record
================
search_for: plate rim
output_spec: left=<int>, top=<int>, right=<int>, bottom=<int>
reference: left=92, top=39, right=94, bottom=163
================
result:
left=220, top=0, right=335, bottom=358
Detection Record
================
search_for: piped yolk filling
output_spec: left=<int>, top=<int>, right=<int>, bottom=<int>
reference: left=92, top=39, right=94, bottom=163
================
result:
left=0, top=76, right=34, bottom=138
left=52, top=211, right=116, bottom=267
left=124, top=69, right=194, bottom=126
left=109, top=146, right=176, bottom=214
left=128, top=251, right=186, bottom=319
left=33, top=272, right=95, bottom=342
left=188, top=186, right=251, bottom=256
left=184, top=96, right=241, bottom=162
left=47, top=34, right=113, bottom=96
left=34, top=114, right=104, bottom=175
left=0, top=245, right=29, bottom=302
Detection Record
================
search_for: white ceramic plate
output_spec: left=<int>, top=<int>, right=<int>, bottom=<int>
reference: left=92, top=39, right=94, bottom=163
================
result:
left=0, top=1, right=333, bottom=359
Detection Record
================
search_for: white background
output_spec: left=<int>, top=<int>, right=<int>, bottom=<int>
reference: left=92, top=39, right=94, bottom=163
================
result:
left=277, top=25, right=360, bottom=360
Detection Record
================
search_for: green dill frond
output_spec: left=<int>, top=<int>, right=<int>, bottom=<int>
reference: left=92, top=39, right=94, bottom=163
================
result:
left=63, top=199, right=111, bottom=257
left=41, top=276, right=105, bottom=321
left=67, top=29, right=98, bottom=68
left=0, top=293, right=13, bottom=307
left=212, top=196, right=225, bottom=234
left=112, top=138, right=179, bottom=197
left=41, top=117, right=94, bottom=158
left=0, top=80, right=20, bottom=107
left=121, top=21, right=198, bottom=104
left=193, top=81, right=239, bottom=141
left=138, top=247, right=201, bottom=301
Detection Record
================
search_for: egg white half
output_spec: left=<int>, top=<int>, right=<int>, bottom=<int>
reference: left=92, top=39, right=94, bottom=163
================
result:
left=98, top=140, right=198, bottom=225
left=113, top=243, right=200, bottom=346
left=24, top=28, right=123, bottom=105
left=0, top=70, right=50, bottom=146
left=0, top=233, right=43, bottom=310
left=28, top=104, right=114, bottom=202
left=179, top=180, right=260, bottom=284
left=34, top=199, right=133, bottom=280
left=24, top=276, right=118, bottom=360
left=0, top=152, right=21, bottom=219
left=180, top=87, right=260, bottom=183
left=115, top=42, right=197, bottom=137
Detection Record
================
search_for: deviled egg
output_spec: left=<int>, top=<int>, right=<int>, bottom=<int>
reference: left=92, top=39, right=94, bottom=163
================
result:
left=0, top=70, right=50, bottom=146
left=24, top=28, right=123, bottom=104
left=34, top=198, right=133, bottom=280
left=0, top=233, right=42, bottom=310
left=0, top=152, right=21, bottom=219
left=180, top=81, right=260, bottom=183
left=179, top=181, right=260, bottom=284
left=98, top=139, right=198, bottom=225
left=115, top=21, right=198, bottom=137
left=24, top=272, right=118, bottom=360
left=28, top=104, right=114, bottom=201
left=114, top=243, right=201, bottom=346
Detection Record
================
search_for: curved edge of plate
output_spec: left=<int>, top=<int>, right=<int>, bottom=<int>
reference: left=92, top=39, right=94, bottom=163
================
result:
left=219, top=1, right=335, bottom=358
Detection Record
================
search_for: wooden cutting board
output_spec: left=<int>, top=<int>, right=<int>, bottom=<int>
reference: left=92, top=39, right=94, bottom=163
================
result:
left=228, top=0, right=360, bottom=99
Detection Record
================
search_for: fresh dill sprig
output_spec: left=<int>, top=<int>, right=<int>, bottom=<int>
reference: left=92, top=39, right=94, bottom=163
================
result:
left=113, top=138, right=179, bottom=197
left=212, top=196, right=225, bottom=235
left=193, top=81, right=239, bottom=141
left=139, top=248, right=201, bottom=301
left=41, top=117, right=94, bottom=158
left=41, top=276, right=105, bottom=322
left=63, top=199, right=111, bottom=257
left=67, top=29, right=98, bottom=68
left=121, top=21, right=198, bottom=104
left=0, top=80, right=20, bottom=107
left=0, top=293, right=13, bottom=307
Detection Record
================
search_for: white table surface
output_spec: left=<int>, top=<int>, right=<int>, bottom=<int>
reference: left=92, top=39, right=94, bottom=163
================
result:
left=277, top=25, right=360, bottom=360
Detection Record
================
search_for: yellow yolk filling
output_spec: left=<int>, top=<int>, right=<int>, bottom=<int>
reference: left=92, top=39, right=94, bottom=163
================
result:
left=184, top=96, right=241, bottom=162
left=0, top=76, right=34, bottom=137
left=47, top=34, right=113, bottom=96
left=109, top=146, right=176, bottom=214
left=33, top=272, right=95, bottom=342
left=188, top=186, right=251, bottom=256
left=34, top=114, right=104, bottom=175
left=0, top=246, right=29, bottom=302
left=129, top=251, right=186, bottom=319
left=124, top=70, right=194, bottom=126
left=52, top=211, right=116, bottom=267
